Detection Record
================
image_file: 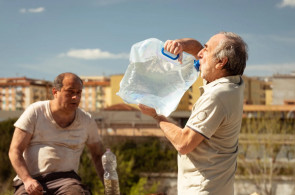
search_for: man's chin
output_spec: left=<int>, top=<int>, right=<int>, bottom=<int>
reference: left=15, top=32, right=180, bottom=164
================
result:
left=68, top=104, right=79, bottom=110
left=200, top=72, right=204, bottom=79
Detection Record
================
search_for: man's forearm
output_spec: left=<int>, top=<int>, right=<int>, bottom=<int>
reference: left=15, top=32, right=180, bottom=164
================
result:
left=154, top=115, right=204, bottom=154
left=153, top=116, right=185, bottom=152
left=9, top=128, right=34, bottom=182
left=88, top=143, right=105, bottom=184
left=9, top=149, right=33, bottom=182
left=93, top=155, right=104, bottom=183
left=175, top=38, right=203, bottom=58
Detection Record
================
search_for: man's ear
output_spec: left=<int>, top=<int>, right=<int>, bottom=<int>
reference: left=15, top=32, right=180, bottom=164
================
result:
left=52, top=88, right=58, bottom=97
left=215, top=57, right=228, bottom=70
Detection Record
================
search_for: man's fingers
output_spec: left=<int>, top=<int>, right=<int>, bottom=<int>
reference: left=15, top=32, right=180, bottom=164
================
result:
left=138, top=104, right=156, bottom=114
left=164, top=40, right=173, bottom=51
left=178, top=52, right=183, bottom=64
left=164, top=40, right=170, bottom=50
left=164, top=40, right=177, bottom=54
left=164, top=40, right=183, bottom=60
left=139, top=104, right=150, bottom=110
left=26, top=181, right=43, bottom=195
left=36, top=184, right=43, bottom=190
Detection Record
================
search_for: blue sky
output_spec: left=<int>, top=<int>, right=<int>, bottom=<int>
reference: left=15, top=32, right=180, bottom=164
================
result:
left=0, top=0, right=295, bottom=81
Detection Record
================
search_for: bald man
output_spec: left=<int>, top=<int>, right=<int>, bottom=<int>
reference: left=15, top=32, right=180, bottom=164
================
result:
left=9, top=72, right=104, bottom=195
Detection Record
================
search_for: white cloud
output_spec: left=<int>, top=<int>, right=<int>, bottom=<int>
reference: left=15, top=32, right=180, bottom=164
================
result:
left=277, top=0, right=295, bottom=8
left=59, top=49, right=129, bottom=60
left=19, top=8, right=27, bottom=13
left=20, top=7, right=45, bottom=14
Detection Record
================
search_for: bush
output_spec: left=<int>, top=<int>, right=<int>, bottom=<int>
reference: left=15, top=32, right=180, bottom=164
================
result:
left=79, top=138, right=177, bottom=194
left=0, top=118, right=17, bottom=193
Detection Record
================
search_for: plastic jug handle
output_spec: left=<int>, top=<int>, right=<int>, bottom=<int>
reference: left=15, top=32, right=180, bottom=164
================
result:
left=161, top=48, right=179, bottom=60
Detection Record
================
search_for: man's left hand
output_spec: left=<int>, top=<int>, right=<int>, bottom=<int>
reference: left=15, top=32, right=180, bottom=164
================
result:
left=138, top=104, right=157, bottom=118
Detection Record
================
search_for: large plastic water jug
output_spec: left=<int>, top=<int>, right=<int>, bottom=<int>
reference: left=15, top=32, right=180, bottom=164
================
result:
left=117, top=38, right=200, bottom=117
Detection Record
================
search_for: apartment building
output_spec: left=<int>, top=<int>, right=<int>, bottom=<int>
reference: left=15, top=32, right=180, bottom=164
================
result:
left=243, top=76, right=272, bottom=105
left=109, top=74, right=125, bottom=106
left=272, top=73, right=295, bottom=105
left=0, top=77, right=52, bottom=111
left=80, top=76, right=111, bottom=111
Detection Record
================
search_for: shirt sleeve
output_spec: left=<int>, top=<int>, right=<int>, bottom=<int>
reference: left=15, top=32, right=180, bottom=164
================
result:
left=186, top=94, right=226, bottom=139
left=14, top=104, right=37, bottom=134
left=86, top=116, right=102, bottom=145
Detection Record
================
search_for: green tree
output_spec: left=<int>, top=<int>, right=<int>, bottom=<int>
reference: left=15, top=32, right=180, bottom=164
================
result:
left=79, top=140, right=167, bottom=195
left=0, top=118, right=17, bottom=194
left=78, top=148, right=105, bottom=194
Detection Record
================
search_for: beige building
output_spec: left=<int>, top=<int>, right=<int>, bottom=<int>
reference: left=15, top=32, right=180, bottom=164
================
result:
left=80, top=76, right=110, bottom=111
left=265, top=88, right=273, bottom=105
left=243, top=76, right=272, bottom=105
left=272, top=73, right=295, bottom=105
left=0, top=77, right=52, bottom=111
left=109, top=74, right=126, bottom=106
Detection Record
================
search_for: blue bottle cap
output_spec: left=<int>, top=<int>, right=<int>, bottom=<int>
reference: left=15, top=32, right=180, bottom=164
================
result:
left=194, top=60, right=200, bottom=71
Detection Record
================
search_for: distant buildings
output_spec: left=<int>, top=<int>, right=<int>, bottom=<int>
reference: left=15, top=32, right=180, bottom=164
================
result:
left=0, top=77, right=52, bottom=111
left=243, top=76, right=272, bottom=105
left=272, top=73, right=295, bottom=105
left=0, top=72, right=295, bottom=112
left=80, top=76, right=110, bottom=111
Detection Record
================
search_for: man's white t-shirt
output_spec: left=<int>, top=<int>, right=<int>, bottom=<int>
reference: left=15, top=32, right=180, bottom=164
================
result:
left=14, top=100, right=101, bottom=181
left=178, top=76, right=244, bottom=195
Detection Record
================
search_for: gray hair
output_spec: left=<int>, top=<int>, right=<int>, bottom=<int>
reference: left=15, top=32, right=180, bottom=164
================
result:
left=214, top=32, right=248, bottom=76
left=53, top=72, right=83, bottom=91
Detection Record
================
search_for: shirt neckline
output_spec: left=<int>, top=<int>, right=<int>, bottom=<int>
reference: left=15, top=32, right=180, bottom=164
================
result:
left=200, top=75, right=242, bottom=94
left=46, top=101, right=79, bottom=129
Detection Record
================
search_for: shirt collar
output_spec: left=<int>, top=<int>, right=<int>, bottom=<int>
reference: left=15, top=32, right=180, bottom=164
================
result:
left=199, top=75, right=242, bottom=95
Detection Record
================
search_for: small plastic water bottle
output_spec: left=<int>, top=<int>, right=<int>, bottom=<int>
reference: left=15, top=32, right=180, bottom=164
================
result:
left=102, top=148, right=120, bottom=195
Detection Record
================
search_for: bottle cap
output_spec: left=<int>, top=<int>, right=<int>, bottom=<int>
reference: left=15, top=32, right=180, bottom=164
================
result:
left=194, top=60, right=200, bottom=71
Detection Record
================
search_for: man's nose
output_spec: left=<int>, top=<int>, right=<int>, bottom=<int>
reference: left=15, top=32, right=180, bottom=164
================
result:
left=197, top=49, right=204, bottom=58
left=72, top=95, right=77, bottom=100
left=72, top=94, right=80, bottom=99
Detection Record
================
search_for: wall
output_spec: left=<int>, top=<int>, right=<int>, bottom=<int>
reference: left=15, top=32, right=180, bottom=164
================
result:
left=272, top=76, right=295, bottom=105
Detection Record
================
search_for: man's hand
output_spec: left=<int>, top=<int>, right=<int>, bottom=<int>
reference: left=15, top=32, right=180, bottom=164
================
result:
left=164, top=40, right=184, bottom=64
left=24, top=178, right=44, bottom=195
left=138, top=104, right=157, bottom=118
left=139, top=104, right=169, bottom=123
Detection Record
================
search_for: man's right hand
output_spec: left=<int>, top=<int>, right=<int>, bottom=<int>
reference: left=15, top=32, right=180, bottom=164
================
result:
left=164, top=40, right=184, bottom=64
left=24, top=178, right=44, bottom=195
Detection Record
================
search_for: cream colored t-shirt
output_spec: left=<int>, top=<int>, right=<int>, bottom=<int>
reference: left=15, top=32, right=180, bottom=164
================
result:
left=178, top=76, right=244, bottom=195
left=14, top=100, right=101, bottom=181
